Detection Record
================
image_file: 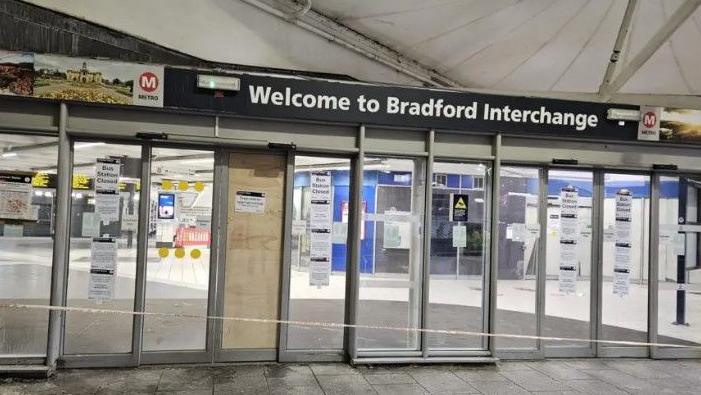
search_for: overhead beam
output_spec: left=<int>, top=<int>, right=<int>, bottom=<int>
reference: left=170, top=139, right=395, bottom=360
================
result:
left=604, top=0, right=701, bottom=97
left=598, top=0, right=638, bottom=97
left=240, top=0, right=462, bottom=88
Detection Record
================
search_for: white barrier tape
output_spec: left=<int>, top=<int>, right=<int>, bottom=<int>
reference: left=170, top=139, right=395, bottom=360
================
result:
left=2, top=303, right=700, bottom=350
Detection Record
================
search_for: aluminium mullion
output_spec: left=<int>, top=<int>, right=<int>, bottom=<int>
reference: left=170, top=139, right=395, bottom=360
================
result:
left=213, top=151, right=230, bottom=362
left=481, top=160, right=493, bottom=351
left=649, top=173, right=660, bottom=358
left=207, top=148, right=227, bottom=362
left=594, top=170, right=605, bottom=357
left=131, top=144, right=152, bottom=366
left=487, top=134, right=501, bottom=355
left=589, top=170, right=603, bottom=357
left=277, top=151, right=295, bottom=362
left=47, top=102, right=71, bottom=369
left=347, top=125, right=365, bottom=361
left=535, top=168, right=548, bottom=358
left=420, top=130, right=434, bottom=358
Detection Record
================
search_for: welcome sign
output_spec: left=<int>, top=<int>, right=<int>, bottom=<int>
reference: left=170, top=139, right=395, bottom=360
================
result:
left=165, top=69, right=640, bottom=141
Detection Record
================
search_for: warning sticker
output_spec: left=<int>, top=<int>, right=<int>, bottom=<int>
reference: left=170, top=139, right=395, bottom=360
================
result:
left=450, top=193, right=469, bottom=222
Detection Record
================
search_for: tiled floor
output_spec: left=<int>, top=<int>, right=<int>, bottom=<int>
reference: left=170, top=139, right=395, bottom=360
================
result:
left=2, top=358, right=701, bottom=394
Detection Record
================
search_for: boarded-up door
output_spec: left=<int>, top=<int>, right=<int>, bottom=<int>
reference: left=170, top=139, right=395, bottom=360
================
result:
left=222, top=152, right=285, bottom=349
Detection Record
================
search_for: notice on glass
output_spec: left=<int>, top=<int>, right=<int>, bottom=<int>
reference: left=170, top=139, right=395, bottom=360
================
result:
left=88, top=237, right=117, bottom=301
left=309, top=230, right=331, bottom=286
left=452, top=225, right=467, bottom=248
left=0, top=175, right=35, bottom=220
left=559, top=188, right=579, bottom=294
left=95, top=193, right=120, bottom=224
left=94, top=159, right=120, bottom=194
left=94, top=158, right=121, bottom=225
left=613, top=268, right=630, bottom=296
left=234, top=191, right=266, bottom=213
left=309, top=172, right=333, bottom=287
left=613, top=189, right=632, bottom=296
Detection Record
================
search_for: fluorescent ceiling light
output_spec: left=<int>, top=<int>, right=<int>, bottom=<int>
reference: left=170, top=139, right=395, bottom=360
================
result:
left=75, top=142, right=106, bottom=150
left=1, top=152, right=18, bottom=158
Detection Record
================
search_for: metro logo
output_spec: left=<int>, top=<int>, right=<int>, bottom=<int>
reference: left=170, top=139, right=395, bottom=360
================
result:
left=643, top=111, right=657, bottom=128
left=139, top=72, right=159, bottom=93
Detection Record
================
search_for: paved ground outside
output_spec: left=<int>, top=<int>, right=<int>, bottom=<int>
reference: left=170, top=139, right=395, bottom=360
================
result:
left=2, top=358, right=701, bottom=394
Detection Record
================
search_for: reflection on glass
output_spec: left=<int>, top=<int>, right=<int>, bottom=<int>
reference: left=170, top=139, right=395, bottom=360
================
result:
left=427, top=162, right=489, bottom=349
left=497, top=166, right=540, bottom=350
left=287, top=156, right=350, bottom=350
left=143, top=148, right=214, bottom=351
left=602, top=173, right=650, bottom=346
left=0, top=135, right=57, bottom=356
left=657, top=176, right=700, bottom=346
left=357, top=157, right=425, bottom=350
left=65, top=143, right=142, bottom=354
left=544, top=170, right=592, bottom=348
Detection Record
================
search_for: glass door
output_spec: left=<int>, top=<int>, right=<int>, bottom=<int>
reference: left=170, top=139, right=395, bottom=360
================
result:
left=427, top=161, right=490, bottom=351
left=63, top=141, right=143, bottom=364
left=544, top=169, right=595, bottom=356
left=356, top=157, right=426, bottom=352
left=599, top=172, right=651, bottom=357
left=281, top=154, right=351, bottom=359
left=496, top=166, right=542, bottom=354
left=142, top=147, right=215, bottom=358
left=654, top=175, right=701, bottom=358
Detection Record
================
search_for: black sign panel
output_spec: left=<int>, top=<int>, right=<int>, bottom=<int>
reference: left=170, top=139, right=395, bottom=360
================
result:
left=450, top=194, right=469, bottom=222
left=165, top=69, right=639, bottom=141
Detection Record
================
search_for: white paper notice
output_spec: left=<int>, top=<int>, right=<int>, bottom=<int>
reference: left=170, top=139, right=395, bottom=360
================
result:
left=0, top=177, right=35, bottom=220
left=88, top=237, right=118, bottom=301
left=234, top=191, right=266, bottom=213
left=94, top=158, right=121, bottom=225
left=452, top=225, right=467, bottom=248
left=94, top=159, right=120, bottom=194
left=309, top=172, right=333, bottom=287
left=613, top=189, right=632, bottom=296
left=559, top=187, right=579, bottom=294
left=95, top=193, right=120, bottom=224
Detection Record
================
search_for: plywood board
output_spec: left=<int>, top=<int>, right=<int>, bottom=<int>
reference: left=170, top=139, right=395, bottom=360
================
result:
left=222, top=152, right=285, bottom=349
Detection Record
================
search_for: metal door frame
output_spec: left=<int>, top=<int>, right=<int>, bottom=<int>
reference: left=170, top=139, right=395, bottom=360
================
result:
left=58, top=137, right=221, bottom=367
left=649, top=171, right=701, bottom=359
left=278, top=150, right=357, bottom=363
left=213, top=148, right=290, bottom=363
left=543, top=167, right=598, bottom=358
left=595, top=169, right=652, bottom=358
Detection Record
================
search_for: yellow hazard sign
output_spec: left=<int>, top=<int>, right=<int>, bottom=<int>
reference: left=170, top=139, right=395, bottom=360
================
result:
left=450, top=193, right=469, bottom=222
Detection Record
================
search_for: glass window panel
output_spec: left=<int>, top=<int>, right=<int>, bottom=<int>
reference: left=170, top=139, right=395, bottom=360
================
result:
left=143, top=148, right=214, bottom=351
left=657, top=176, right=700, bottom=347
left=427, top=161, right=490, bottom=349
left=64, top=142, right=142, bottom=354
left=286, top=156, right=350, bottom=350
left=601, top=173, right=650, bottom=346
left=544, top=170, right=593, bottom=348
left=357, top=157, right=425, bottom=350
left=496, top=166, right=540, bottom=350
left=0, top=134, right=57, bottom=356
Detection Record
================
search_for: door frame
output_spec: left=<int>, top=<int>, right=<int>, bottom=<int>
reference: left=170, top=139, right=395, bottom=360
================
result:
left=543, top=167, right=598, bottom=358
left=595, top=169, right=652, bottom=358
left=213, top=148, right=290, bottom=363
left=649, top=171, right=701, bottom=359
left=277, top=150, right=359, bottom=363
left=59, top=138, right=221, bottom=367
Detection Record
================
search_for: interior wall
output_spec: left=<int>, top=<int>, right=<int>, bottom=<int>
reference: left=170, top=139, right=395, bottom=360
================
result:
left=24, top=0, right=421, bottom=86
